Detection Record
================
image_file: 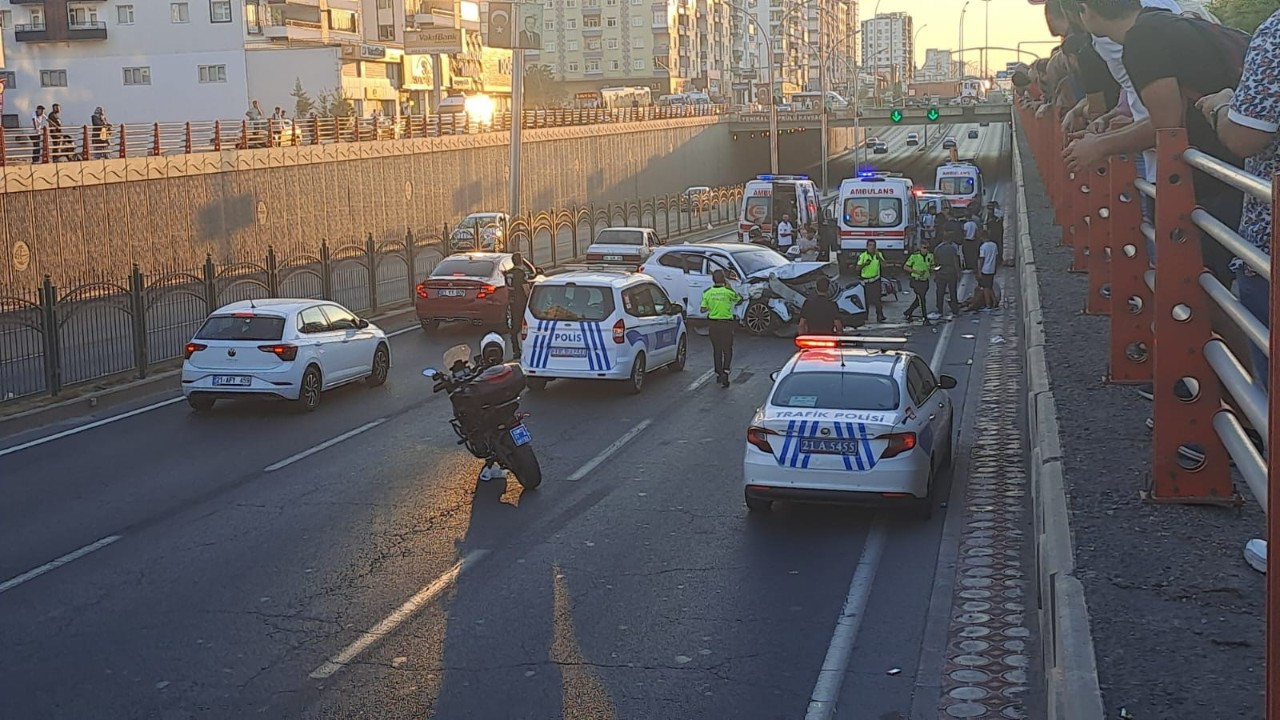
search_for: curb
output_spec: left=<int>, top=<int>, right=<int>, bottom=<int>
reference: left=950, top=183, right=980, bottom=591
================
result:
left=1010, top=114, right=1105, bottom=720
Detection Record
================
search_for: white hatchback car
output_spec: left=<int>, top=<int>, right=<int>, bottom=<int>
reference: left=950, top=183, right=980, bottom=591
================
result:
left=182, top=299, right=390, bottom=412
left=743, top=336, right=956, bottom=518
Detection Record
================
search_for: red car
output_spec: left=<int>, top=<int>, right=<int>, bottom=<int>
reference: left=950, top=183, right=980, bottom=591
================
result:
left=415, top=253, right=540, bottom=331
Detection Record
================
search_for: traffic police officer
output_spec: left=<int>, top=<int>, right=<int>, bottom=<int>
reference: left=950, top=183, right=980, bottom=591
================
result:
left=903, top=242, right=935, bottom=325
left=857, top=239, right=888, bottom=324
left=700, top=270, right=742, bottom=388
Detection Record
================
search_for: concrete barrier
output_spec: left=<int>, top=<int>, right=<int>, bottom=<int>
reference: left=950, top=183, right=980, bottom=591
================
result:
left=1011, top=113, right=1105, bottom=720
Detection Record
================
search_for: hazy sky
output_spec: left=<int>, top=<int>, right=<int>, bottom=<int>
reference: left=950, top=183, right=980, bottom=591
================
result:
left=866, top=0, right=1058, bottom=73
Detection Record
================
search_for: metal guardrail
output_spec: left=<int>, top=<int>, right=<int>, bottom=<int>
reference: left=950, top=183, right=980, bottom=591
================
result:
left=1017, top=101, right=1279, bottom=717
left=3, top=104, right=729, bottom=166
left=0, top=185, right=743, bottom=402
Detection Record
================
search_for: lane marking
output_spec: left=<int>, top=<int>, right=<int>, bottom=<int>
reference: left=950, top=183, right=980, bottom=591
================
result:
left=264, top=419, right=387, bottom=473
left=686, top=369, right=715, bottom=392
left=804, top=519, right=888, bottom=720
left=308, top=550, right=488, bottom=680
left=387, top=325, right=419, bottom=338
left=0, top=535, right=122, bottom=595
left=566, top=419, right=652, bottom=482
left=0, top=398, right=186, bottom=459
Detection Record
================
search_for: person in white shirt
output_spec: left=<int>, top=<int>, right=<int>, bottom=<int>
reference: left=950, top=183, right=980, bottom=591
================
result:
left=976, top=237, right=999, bottom=311
left=775, top=214, right=795, bottom=250
left=30, top=105, right=47, bottom=163
left=920, top=210, right=937, bottom=240
left=961, top=216, right=980, bottom=271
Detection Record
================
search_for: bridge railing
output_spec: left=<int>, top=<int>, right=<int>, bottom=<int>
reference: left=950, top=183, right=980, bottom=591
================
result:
left=1, top=104, right=729, bottom=166
left=1016, top=101, right=1278, bottom=712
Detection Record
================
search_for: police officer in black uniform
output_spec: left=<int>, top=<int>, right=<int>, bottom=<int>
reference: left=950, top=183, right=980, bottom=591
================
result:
left=505, top=252, right=530, bottom=360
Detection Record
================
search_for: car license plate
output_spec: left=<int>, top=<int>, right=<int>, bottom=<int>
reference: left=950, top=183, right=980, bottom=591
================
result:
left=212, top=375, right=251, bottom=387
left=603, top=255, right=623, bottom=262
left=799, top=438, right=862, bottom=455
left=510, top=424, right=532, bottom=447
left=438, top=289, right=466, bottom=297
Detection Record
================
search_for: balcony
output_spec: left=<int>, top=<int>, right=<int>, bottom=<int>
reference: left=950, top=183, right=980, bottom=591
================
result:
left=581, top=24, right=603, bottom=35
left=13, top=23, right=49, bottom=41
left=67, top=21, right=108, bottom=40
left=581, top=5, right=601, bottom=14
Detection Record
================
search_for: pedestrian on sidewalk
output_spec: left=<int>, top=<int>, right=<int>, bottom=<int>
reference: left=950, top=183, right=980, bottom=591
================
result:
left=904, top=242, right=934, bottom=325
left=857, top=240, right=888, bottom=324
left=90, top=106, right=111, bottom=160
left=30, top=105, right=47, bottom=163
left=700, top=270, right=742, bottom=388
left=933, top=235, right=962, bottom=318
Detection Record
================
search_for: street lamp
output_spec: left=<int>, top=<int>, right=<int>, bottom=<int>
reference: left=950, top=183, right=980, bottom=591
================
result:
left=982, top=0, right=991, bottom=80
left=959, top=0, right=970, bottom=78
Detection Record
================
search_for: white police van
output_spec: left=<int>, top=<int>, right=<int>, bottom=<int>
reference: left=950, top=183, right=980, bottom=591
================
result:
left=738, top=174, right=822, bottom=243
left=836, top=171, right=917, bottom=266
left=521, top=270, right=687, bottom=394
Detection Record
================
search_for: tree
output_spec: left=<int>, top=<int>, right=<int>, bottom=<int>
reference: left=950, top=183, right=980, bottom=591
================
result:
left=1208, top=0, right=1279, bottom=32
left=290, top=78, right=316, bottom=118
left=316, top=89, right=355, bottom=117
left=523, top=64, right=564, bottom=108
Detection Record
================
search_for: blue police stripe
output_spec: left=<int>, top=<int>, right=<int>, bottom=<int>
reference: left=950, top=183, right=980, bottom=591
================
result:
left=593, top=321, right=611, bottom=370
left=789, top=420, right=810, bottom=468
left=832, top=423, right=854, bottom=471
left=580, top=321, right=598, bottom=371
left=858, top=421, right=877, bottom=470
left=529, top=320, right=544, bottom=369
left=777, top=420, right=796, bottom=466
left=845, top=422, right=866, bottom=471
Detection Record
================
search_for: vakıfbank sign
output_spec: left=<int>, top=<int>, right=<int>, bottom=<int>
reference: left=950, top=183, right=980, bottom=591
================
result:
left=405, top=28, right=464, bottom=54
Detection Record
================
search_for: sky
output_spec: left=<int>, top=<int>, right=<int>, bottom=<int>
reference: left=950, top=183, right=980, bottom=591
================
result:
left=866, top=0, right=1058, bottom=74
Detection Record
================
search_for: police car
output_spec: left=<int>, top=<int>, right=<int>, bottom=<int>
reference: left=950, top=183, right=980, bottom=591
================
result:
left=743, top=336, right=957, bottom=518
left=521, top=270, right=687, bottom=394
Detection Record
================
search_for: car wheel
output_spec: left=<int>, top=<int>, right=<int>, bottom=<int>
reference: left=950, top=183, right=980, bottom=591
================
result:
left=526, top=378, right=548, bottom=392
left=743, top=301, right=779, bottom=336
left=367, top=344, right=390, bottom=387
left=187, top=395, right=216, bottom=413
left=627, top=353, right=646, bottom=394
left=745, top=491, right=773, bottom=513
left=295, top=366, right=323, bottom=412
left=420, top=319, right=439, bottom=333
left=669, top=335, right=687, bottom=373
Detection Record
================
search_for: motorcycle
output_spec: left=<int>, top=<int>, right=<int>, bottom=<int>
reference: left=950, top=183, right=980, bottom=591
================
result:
left=422, top=333, right=542, bottom=489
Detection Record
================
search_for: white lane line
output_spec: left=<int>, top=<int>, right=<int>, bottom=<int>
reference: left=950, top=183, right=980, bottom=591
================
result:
left=804, top=518, right=889, bottom=720
left=0, top=397, right=186, bottom=459
left=930, top=319, right=957, bottom=374
left=686, top=369, right=716, bottom=392
left=309, top=550, right=488, bottom=680
left=264, top=419, right=387, bottom=473
left=0, top=535, right=123, bottom=595
left=566, top=418, right=653, bottom=482
left=387, top=325, right=419, bottom=338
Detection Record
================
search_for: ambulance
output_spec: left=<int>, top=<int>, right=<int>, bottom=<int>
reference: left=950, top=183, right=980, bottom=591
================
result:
left=934, top=161, right=985, bottom=220
left=836, top=171, right=918, bottom=267
left=738, top=175, right=822, bottom=244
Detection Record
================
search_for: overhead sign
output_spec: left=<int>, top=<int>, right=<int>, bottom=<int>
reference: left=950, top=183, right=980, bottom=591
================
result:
left=889, top=109, right=903, bottom=123
left=927, top=107, right=940, bottom=122
left=405, top=27, right=464, bottom=54
left=343, top=44, right=388, bottom=60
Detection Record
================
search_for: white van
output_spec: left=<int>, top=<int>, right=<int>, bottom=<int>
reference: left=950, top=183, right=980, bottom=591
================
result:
left=836, top=171, right=918, bottom=266
left=935, top=161, right=985, bottom=219
left=789, top=91, right=849, bottom=111
left=739, top=174, right=822, bottom=243
left=521, top=271, right=687, bottom=394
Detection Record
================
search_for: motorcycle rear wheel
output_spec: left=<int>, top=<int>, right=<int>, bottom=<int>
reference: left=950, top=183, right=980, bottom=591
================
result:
left=503, top=441, right=543, bottom=490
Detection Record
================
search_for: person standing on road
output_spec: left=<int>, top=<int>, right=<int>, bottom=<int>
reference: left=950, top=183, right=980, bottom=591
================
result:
left=857, top=240, right=888, bottom=324
left=961, top=213, right=980, bottom=271
left=775, top=213, right=795, bottom=253
left=505, top=252, right=531, bottom=360
left=976, top=235, right=1000, bottom=311
left=985, top=200, right=1006, bottom=264
left=818, top=212, right=838, bottom=262
left=933, top=236, right=962, bottom=318
left=700, top=270, right=742, bottom=388
left=903, top=243, right=935, bottom=325
left=798, top=276, right=843, bottom=335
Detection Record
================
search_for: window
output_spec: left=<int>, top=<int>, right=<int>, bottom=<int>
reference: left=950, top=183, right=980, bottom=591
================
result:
left=544, top=39, right=556, bottom=51
left=632, top=37, right=643, bottom=48
left=652, top=11, right=664, bottom=24
left=584, top=0, right=598, bottom=7
left=608, top=59, right=619, bottom=70
left=29, top=8, right=43, bottom=26
left=938, top=176, right=975, bottom=195
left=586, top=38, right=600, bottom=50
left=198, top=64, right=227, bottom=83
left=209, top=0, right=231, bottom=22
left=122, top=66, right=151, bottom=86
left=245, top=2, right=260, bottom=32
left=376, top=0, right=393, bottom=8
left=528, top=284, right=616, bottom=322
left=566, top=18, right=576, bottom=28
left=170, top=2, right=189, bottom=23
left=565, top=0, right=577, bottom=6
left=297, top=307, right=330, bottom=335
left=195, top=315, right=286, bottom=341
left=0, top=10, right=10, bottom=28
left=378, top=23, right=395, bottom=39
left=566, top=61, right=579, bottom=72
left=543, top=0, right=554, bottom=7
left=771, top=372, right=900, bottom=411
left=605, top=37, right=617, bottom=49
left=0, top=71, right=15, bottom=90
left=605, top=15, right=616, bottom=26
left=543, top=19, right=553, bottom=30
left=40, top=70, right=68, bottom=88
left=565, top=39, right=578, bottom=50
left=606, top=0, right=618, bottom=6
left=631, top=0, right=641, bottom=5
left=657, top=252, right=704, bottom=273
left=633, top=59, right=645, bottom=69
left=630, top=16, right=642, bottom=26
left=583, top=15, right=599, bottom=27
left=586, top=59, right=600, bottom=72
left=68, top=5, right=98, bottom=25
left=329, top=9, right=357, bottom=32
left=907, top=357, right=938, bottom=404
left=320, top=305, right=360, bottom=331
left=116, top=4, right=134, bottom=24
left=653, top=55, right=666, bottom=69
left=621, top=285, right=664, bottom=317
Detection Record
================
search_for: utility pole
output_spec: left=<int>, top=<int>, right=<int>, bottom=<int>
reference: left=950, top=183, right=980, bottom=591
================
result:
left=509, top=49, right=524, bottom=216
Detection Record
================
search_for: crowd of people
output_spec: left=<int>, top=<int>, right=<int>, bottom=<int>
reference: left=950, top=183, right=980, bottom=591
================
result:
left=1011, top=0, right=1279, bottom=575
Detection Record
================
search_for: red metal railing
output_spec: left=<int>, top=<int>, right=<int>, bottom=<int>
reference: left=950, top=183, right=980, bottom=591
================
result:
left=1017, top=100, right=1279, bottom=718
left=2, top=104, right=729, bottom=166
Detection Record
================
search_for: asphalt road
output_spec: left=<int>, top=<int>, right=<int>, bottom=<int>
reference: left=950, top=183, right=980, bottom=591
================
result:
left=0, top=124, right=1015, bottom=720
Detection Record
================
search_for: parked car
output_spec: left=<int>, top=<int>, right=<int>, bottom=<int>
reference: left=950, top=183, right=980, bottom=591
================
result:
left=679, top=186, right=712, bottom=211
left=415, top=252, right=541, bottom=332
left=449, top=212, right=509, bottom=253
left=585, top=227, right=664, bottom=265
left=181, top=299, right=389, bottom=413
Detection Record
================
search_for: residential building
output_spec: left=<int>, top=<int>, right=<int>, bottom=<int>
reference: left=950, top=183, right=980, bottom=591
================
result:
left=804, top=0, right=855, bottom=95
left=918, top=48, right=960, bottom=82
left=860, top=11, right=912, bottom=89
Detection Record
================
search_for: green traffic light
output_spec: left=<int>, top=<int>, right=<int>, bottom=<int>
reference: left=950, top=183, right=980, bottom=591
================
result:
left=890, top=109, right=903, bottom=123
left=927, top=107, right=940, bottom=122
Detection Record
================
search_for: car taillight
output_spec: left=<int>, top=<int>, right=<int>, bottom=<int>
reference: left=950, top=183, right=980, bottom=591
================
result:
left=184, top=342, right=207, bottom=359
left=415, top=282, right=428, bottom=299
left=637, top=264, right=646, bottom=274
left=880, top=432, right=918, bottom=459
left=521, top=318, right=529, bottom=340
left=612, top=319, right=625, bottom=344
left=475, top=284, right=498, bottom=299
left=747, top=426, right=778, bottom=453
left=258, top=344, right=299, bottom=361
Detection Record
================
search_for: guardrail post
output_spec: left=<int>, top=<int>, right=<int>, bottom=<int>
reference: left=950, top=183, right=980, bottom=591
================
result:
left=81, top=125, right=90, bottom=160
left=365, top=232, right=378, bottom=313
left=1147, top=128, right=1233, bottom=504
left=239, top=120, right=249, bottom=150
left=320, top=240, right=333, bottom=300
left=267, top=118, right=277, bottom=148
left=405, top=228, right=417, bottom=294
left=118, top=124, right=127, bottom=159
left=152, top=123, right=161, bottom=156
left=311, top=116, right=321, bottom=145
left=265, top=245, right=279, bottom=296
left=1107, top=155, right=1153, bottom=384
left=129, top=264, right=148, bottom=379
left=1083, top=161, right=1111, bottom=315
left=40, top=275, right=62, bottom=396
left=41, top=127, right=51, bottom=164
left=213, top=121, right=222, bottom=151
left=1268, top=169, right=1280, bottom=720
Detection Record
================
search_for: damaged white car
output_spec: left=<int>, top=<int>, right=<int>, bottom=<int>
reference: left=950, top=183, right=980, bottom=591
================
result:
left=640, top=242, right=868, bottom=337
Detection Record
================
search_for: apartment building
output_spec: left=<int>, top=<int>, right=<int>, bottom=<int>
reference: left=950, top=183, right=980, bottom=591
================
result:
left=804, top=0, right=855, bottom=94
left=860, top=11, right=912, bottom=88
left=918, top=48, right=961, bottom=82
left=730, top=0, right=854, bottom=104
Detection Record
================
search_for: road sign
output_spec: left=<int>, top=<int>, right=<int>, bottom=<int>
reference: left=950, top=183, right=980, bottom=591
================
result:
left=927, top=107, right=940, bottom=122
left=890, top=109, right=903, bottom=123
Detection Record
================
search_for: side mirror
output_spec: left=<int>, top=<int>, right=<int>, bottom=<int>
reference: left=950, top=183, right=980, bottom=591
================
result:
left=357, top=318, right=370, bottom=329
left=938, top=374, right=958, bottom=390
left=770, top=371, right=779, bottom=382
left=534, top=266, right=545, bottom=275
left=668, top=303, right=684, bottom=316
left=422, top=368, right=439, bottom=378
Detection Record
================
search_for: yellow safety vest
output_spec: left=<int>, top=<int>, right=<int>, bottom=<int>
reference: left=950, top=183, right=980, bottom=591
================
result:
left=858, top=251, right=884, bottom=280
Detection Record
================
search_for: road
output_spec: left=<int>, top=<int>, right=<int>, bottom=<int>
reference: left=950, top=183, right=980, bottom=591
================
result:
left=0, top=124, right=1023, bottom=720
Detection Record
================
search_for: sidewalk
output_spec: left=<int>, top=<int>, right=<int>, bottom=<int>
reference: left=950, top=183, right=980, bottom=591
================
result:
left=1015, top=128, right=1265, bottom=717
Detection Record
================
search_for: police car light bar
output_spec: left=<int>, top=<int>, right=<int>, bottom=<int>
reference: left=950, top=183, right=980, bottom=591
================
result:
left=795, top=336, right=910, bottom=349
